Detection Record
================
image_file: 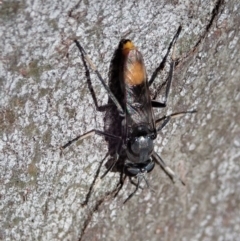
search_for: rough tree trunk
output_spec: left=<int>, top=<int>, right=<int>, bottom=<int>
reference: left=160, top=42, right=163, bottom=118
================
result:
left=0, top=0, right=239, bottom=240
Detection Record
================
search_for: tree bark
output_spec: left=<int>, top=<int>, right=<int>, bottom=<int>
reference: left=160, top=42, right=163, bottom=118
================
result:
left=1, top=0, right=239, bottom=240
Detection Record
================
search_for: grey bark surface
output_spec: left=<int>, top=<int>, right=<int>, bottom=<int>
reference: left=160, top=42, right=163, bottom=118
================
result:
left=0, top=0, right=239, bottom=240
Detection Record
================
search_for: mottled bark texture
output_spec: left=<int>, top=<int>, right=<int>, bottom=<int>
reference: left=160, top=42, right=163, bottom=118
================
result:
left=1, top=0, right=239, bottom=240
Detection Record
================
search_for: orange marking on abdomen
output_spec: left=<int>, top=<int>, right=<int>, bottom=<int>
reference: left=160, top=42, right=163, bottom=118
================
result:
left=122, top=41, right=135, bottom=55
left=125, top=61, right=146, bottom=85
